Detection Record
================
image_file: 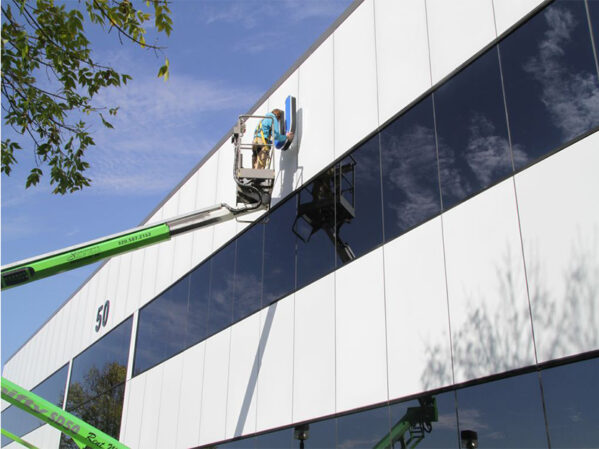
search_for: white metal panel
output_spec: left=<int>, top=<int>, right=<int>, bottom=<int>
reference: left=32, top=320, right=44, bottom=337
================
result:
left=384, top=217, right=453, bottom=399
left=268, top=72, right=299, bottom=205
left=199, top=328, right=231, bottom=445
left=296, top=37, right=335, bottom=189
left=113, top=253, right=131, bottom=327
left=154, top=193, right=181, bottom=295
left=334, top=0, right=379, bottom=158
left=293, top=273, right=336, bottom=422
left=172, top=171, right=200, bottom=281
left=213, top=140, right=238, bottom=251
left=65, top=285, right=90, bottom=369
left=156, top=354, right=184, bottom=449
left=175, top=341, right=205, bottom=449
left=515, top=133, right=599, bottom=363
left=31, top=321, right=51, bottom=389
left=443, top=178, right=534, bottom=383
left=93, top=264, right=111, bottom=341
left=138, top=365, right=163, bottom=449
left=6, top=424, right=60, bottom=449
left=125, top=247, right=145, bottom=317
left=126, top=311, right=138, bottom=381
left=138, top=209, right=163, bottom=310
left=426, top=0, right=496, bottom=85
left=493, top=0, right=547, bottom=35
left=120, top=374, right=146, bottom=448
left=41, top=425, right=61, bottom=449
left=375, top=0, right=432, bottom=125
left=256, top=295, right=294, bottom=432
left=335, top=247, right=388, bottom=412
left=49, top=304, right=67, bottom=373
left=103, top=257, right=121, bottom=330
left=191, top=154, right=219, bottom=267
left=225, top=312, right=260, bottom=439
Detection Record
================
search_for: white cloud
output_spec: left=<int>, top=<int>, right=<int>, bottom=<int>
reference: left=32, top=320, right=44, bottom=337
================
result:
left=524, top=6, right=599, bottom=140
left=200, top=0, right=349, bottom=29
left=83, top=73, right=261, bottom=195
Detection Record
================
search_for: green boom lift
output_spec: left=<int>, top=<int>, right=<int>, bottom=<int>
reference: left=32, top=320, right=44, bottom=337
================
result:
left=1, top=98, right=299, bottom=291
left=1, top=103, right=298, bottom=446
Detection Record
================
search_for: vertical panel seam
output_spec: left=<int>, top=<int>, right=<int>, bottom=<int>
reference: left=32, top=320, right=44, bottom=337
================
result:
left=135, top=374, right=148, bottom=449
left=585, top=0, right=599, bottom=79
left=152, top=367, right=165, bottom=449
left=331, top=30, right=338, bottom=415
left=371, top=0, right=390, bottom=405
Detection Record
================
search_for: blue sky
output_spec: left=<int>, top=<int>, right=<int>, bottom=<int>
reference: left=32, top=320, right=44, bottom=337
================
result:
left=1, top=0, right=353, bottom=369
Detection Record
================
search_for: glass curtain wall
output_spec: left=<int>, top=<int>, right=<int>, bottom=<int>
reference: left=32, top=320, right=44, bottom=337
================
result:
left=133, top=0, right=599, bottom=377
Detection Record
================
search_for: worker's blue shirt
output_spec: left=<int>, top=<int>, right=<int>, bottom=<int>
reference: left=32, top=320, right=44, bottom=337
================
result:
left=255, top=113, right=286, bottom=145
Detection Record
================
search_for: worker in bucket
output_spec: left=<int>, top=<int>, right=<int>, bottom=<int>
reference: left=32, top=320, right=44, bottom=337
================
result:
left=252, top=109, right=294, bottom=169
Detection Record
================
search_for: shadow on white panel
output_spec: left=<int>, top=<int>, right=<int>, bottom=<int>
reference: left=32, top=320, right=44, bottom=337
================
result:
left=516, top=134, right=599, bottom=362
left=443, top=179, right=535, bottom=383
left=226, top=312, right=260, bottom=439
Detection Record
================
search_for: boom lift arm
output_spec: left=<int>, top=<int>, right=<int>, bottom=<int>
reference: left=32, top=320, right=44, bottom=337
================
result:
left=1, top=203, right=266, bottom=290
left=2, top=97, right=297, bottom=291
left=1, top=377, right=130, bottom=449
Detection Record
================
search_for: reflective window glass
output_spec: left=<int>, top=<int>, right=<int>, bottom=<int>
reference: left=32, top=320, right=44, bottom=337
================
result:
left=590, top=0, right=599, bottom=66
left=500, top=0, right=599, bottom=171
left=389, top=392, right=458, bottom=448
left=207, top=242, right=235, bottom=337
left=294, top=417, right=336, bottom=449
left=542, top=357, right=599, bottom=448
left=133, top=277, right=189, bottom=375
left=455, top=372, right=547, bottom=448
left=0, top=364, right=68, bottom=447
left=380, top=96, right=441, bottom=242
left=188, top=261, right=211, bottom=347
left=335, top=135, right=384, bottom=265
left=435, top=47, right=512, bottom=210
left=60, top=384, right=125, bottom=449
left=336, top=406, right=390, bottom=449
left=255, top=427, right=292, bottom=449
left=69, top=316, right=132, bottom=408
left=296, top=171, right=336, bottom=290
left=262, top=197, right=297, bottom=305
left=217, top=437, right=256, bottom=449
left=234, top=224, right=264, bottom=322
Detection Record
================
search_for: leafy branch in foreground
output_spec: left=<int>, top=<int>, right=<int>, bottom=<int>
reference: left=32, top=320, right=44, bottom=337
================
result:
left=1, top=0, right=172, bottom=194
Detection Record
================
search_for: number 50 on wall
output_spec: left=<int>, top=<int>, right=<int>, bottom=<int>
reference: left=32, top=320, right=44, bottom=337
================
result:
left=95, top=300, right=110, bottom=332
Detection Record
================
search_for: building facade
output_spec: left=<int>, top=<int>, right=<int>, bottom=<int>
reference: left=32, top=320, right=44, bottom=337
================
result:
left=2, top=0, right=599, bottom=447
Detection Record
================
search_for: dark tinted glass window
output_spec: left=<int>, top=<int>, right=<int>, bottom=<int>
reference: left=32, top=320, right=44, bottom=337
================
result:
left=188, top=262, right=211, bottom=347
left=234, top=224, right=263, bottom=322
left=296, top=417, right=336, bottom=449
left=218, top=438, right=256, bottom=449
left=542, top=357, right=599, bottom=448
left=455, top=372, right=547, bottom=448
left=500, top=0, right=599, bottom=171
left=590, top=0, right=599, bottom=68
left=435, top=47, right=511, bottom=210
left=335, top=135, right=384, bottom=265
left=255, top=428, right=292, bottom=449
left=69, top=316, right=132, bottom=409
left=336, top=406, right=390, bottom=449
left=207, top=242, right=235, bottom=337
left=295, top=171, right=336, bottom=289
left=262, top=197, right=297, bottom=305
left=0, top=364, right=68, bottom=447
left=380, top=96, right=441, bottom=241
left=389, top=393, right=458, bottom=448
left=60, top=383, right=126, bottom=449
left=134, top=277, right=189, bottom=375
